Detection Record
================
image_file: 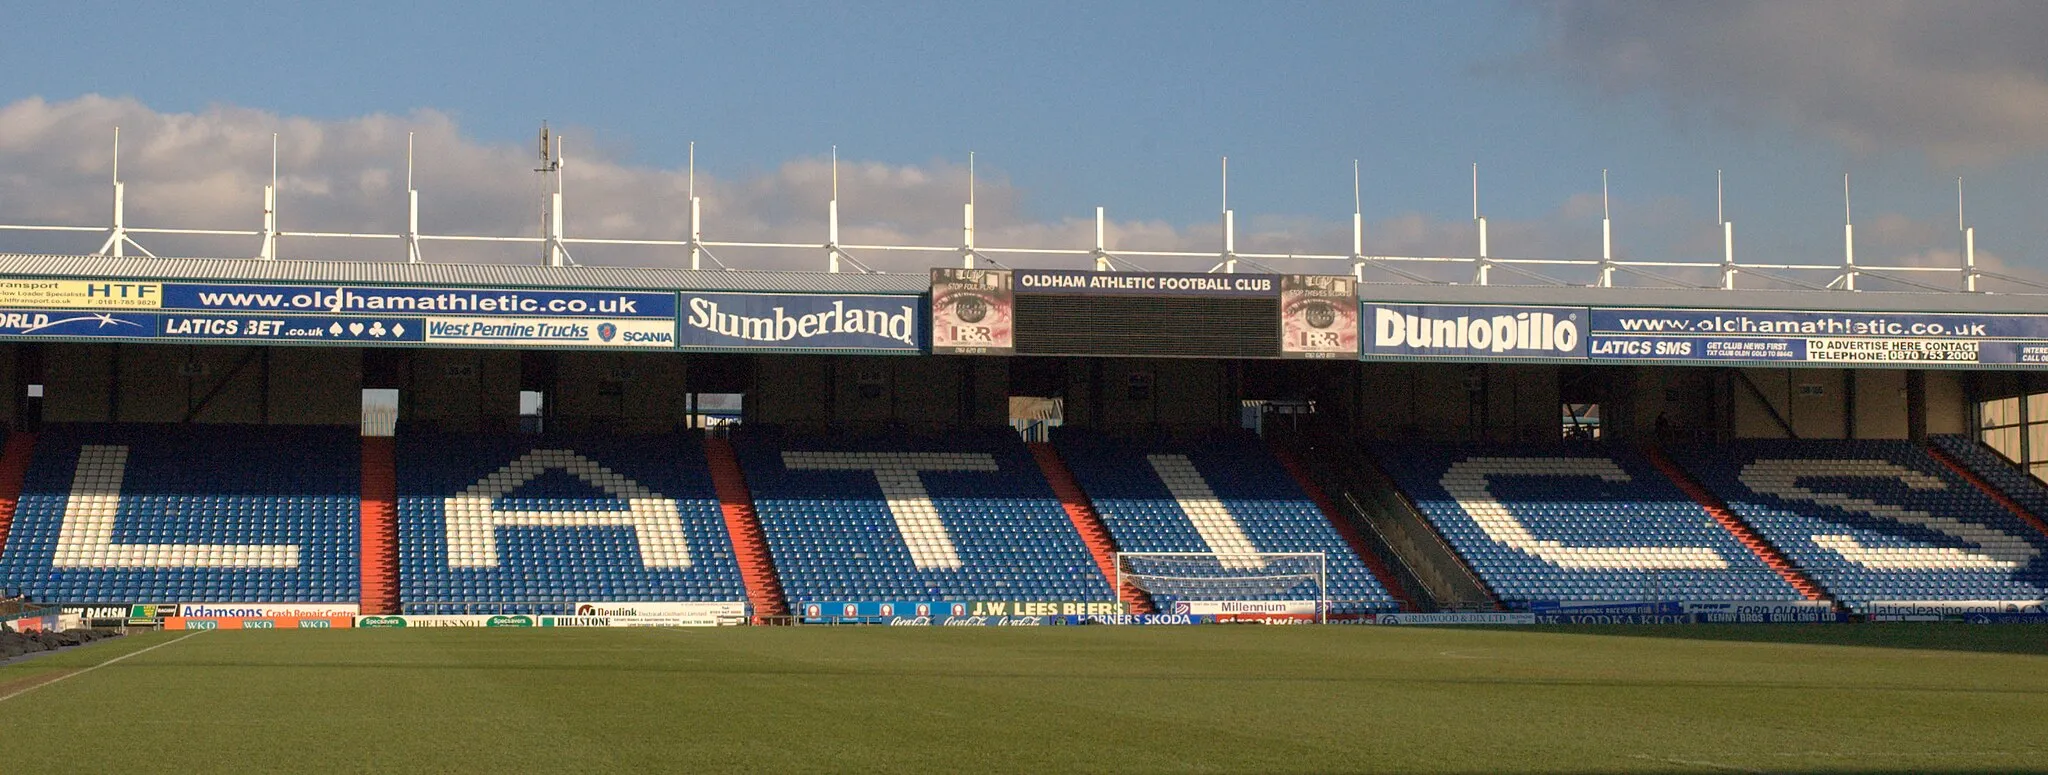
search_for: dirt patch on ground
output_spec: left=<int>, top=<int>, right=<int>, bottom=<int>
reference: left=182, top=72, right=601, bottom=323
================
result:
left=0, top=667, right=78, bottom=698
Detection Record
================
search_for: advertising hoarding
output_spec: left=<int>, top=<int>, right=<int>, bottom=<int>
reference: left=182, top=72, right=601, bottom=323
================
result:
left=678, top=292, right=920, bottom=351
left=1364, top=304, right=1587, bottom=359
left=0, top=277, right=681, bottom=350
left=573, top=602, right=746, bottom=619
left=1279, top=275, right=1359, bottom=359
left=930, top=268, right=1014, bottom=355
left=356, top=615, right=536, bottom=627
left=163, top=616, right=354, bottom=630
left=1587, top=308, right=2048, bottom=365
left=177, top=603, right=360, bottom=618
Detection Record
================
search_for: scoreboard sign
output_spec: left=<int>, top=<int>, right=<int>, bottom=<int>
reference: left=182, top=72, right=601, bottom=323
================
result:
left=955, top=269, right=1350, bottom=359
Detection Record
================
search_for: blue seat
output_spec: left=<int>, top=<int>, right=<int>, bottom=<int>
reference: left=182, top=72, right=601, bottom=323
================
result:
left=1674, top=440, right=2048, bottom=610
left=394, top=432, right=745, bottom=616
left=0, top=423, right=359, bottom=604
left=1054, top=430, right=1398, bottom=615
left=737, top=428, right=1116, bottom=608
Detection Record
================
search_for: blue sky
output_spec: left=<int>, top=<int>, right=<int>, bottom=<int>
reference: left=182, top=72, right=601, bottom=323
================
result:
left=3, top=2, right=2047, bottom=282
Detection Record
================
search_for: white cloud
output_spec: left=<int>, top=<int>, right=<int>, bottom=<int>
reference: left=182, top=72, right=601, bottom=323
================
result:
left=1530, top=1, right=2048, bottom=163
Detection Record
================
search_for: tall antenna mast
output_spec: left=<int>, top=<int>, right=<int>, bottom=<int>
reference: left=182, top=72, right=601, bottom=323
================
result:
left=95, top=127, right=152, bottom=258
left=536, top=121, right=569, bottom=266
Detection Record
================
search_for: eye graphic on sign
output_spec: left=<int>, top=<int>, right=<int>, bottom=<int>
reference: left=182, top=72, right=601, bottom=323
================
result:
left=952, top=294, right=989, bottom=323
left=1302, top=300, right=1337, bottom=329
left=934, top=286, right=1011, bottom=333
left=1283, top=294, right=1351, bottom=329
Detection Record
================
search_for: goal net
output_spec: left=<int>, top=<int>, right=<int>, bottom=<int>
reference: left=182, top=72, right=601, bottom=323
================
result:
left=1114, top=552, right=1326, bottom=621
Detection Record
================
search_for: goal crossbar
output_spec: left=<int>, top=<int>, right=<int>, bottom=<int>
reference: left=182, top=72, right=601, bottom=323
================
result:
left=1113, top=551, right=1327, bottom=623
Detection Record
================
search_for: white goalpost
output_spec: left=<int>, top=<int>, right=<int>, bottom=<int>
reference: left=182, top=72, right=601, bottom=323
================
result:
left=1114, top=552, right=1328, bottom=623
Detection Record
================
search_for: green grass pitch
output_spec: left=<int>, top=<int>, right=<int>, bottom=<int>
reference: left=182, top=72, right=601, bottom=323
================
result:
left=2, top=624, right=2045, bottom=773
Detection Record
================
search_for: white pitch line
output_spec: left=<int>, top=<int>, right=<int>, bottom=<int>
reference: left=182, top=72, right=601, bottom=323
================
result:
left=1629, top=754, right=1764, bottom=773
left=0, top=631, right=204, bottom=704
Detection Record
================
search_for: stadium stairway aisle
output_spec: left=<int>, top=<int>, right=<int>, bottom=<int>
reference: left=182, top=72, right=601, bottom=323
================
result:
left=0, top=432, right=32, bottom=567
left=1373, top=442, right=1809, bottom=607
left=704, top=436, right=788, bottom=622
left=358, top=436, right=400, bottom=615
left=736, top=429, right=1117, bottom=608
left=1055, top=430, right=1401, bottom=615
left=1027, top=442, right=1153, bottom=614
left=1644, top=446, right=1833, bottom=603
left=1268, top=445, right=1415, bottom=611
left=1924, top=438, right=2048, bottom=543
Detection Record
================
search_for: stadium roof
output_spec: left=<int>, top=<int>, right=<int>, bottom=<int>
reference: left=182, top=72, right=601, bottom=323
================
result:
left=2, top=252, right=2045, bottom=314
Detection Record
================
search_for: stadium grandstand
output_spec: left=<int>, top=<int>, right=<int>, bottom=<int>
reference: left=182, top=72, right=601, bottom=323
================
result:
left=0, top=244, right=2044, bottom=629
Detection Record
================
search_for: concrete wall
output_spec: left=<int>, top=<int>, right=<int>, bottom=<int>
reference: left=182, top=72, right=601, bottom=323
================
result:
left=1090, top=359, right=1226, bottom=432
left=268, top=347, right=362, bottom=426
left=0, top=344, right=15, bottom=428
left=1851, top=370, right=1909, bottom=440
left=1355, top=362, right=1558, bottom=442
left=43, top=343, right=114, bottom=423
left=549, top=351, right=689, bottom=434
left=1926, top=370, right=1968, bottom=436
left=1731, top=368, right=1940, bottom=440
left=751, top=355, right=832, bottom=432
left=405, top=349, right=520, bottom=433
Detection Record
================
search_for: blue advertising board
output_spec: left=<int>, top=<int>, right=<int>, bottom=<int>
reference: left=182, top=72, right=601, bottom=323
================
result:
left=1014, top=269, right=1278, bottom=297
left=161, top=283, right=675, bottom=318
left=0, top=311, right=159, bottom=338
left=1363, top=304, right=1588, bottom=359
left=677, top=292, right=922, bottom=351
left=1588, top=308, right=2048, bottom=365
left=0, top=278, right=682, bottom=349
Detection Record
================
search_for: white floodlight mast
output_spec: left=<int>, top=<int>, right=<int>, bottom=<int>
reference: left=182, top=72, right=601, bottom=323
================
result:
left=688, top=141, right=703, bottom=271
left=1841, top=173, right=1856, bottom=292
left=1960, top=177, right=1977, bottom=292
left=1720, top=171, right=1737, bottom=290
left=962, top=151, right=976, bottom=269
left=1472, top=163, right=1489, bottom=285
left=1221, top=156, right=1236, bottom=274
left=827, top=146, right=840, bottom=273
left=406, top=132, right=423, bottom=264
left=258, top=133, right=278, bottom=260
left=1597, top=169, right=1613, bottom=288
left=1350, top=160, right=1365, bottom=281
